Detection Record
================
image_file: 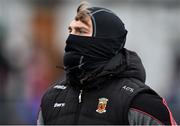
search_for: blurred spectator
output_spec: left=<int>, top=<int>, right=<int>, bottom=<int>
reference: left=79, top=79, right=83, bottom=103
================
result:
left=167, top=41, right=180, bottom=124
left=0, top=22, right=12, bottom=124
left=23, top=2, right=64, bottom=124
left=0, top=23, right=10, bottom=100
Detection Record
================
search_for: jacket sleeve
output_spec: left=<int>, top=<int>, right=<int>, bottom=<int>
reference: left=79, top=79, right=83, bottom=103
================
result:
left=128, top=93, right=177, bottom=125
left=37, top=109, right=44, bottom=125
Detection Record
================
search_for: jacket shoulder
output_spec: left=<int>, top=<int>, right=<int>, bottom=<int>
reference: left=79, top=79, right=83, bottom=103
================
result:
left=120, top=78, right=159, bottom=108
left=41, top=80, right=67, bottom=103
left=40, top=80, right=68, bottom=123
left=115, top=78, right=159, bottom=124
left=118, top=78, right=158, bottom=97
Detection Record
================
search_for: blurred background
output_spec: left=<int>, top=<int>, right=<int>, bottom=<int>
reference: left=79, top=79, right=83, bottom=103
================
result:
left=0, top=0, right=179, bottom=124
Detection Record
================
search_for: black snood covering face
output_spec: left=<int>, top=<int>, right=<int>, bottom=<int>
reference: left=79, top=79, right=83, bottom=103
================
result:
left=64, top=7, right=128, bottom=84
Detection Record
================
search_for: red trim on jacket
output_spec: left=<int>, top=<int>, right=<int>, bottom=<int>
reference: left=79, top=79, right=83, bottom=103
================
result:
left=162, top=98, right=177, bottom=125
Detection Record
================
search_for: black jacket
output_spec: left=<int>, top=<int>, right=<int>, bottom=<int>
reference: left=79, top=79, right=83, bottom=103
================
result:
left=39, top=49, right=176, bottom=125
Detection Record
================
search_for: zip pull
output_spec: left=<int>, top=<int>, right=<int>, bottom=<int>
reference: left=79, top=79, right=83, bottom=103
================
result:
left=78, top=90, right=83, bottom=103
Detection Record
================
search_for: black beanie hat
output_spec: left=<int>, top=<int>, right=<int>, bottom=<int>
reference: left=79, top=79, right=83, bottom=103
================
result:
left=87, top=7, right=127, bottom=38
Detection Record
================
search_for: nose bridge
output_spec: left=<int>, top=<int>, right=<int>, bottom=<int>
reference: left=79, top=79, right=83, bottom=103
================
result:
left=71, top=29, right=76, bottom=35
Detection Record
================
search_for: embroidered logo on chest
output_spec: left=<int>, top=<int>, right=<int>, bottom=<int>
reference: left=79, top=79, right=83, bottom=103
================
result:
left=96, top=98, right=108, bottom=114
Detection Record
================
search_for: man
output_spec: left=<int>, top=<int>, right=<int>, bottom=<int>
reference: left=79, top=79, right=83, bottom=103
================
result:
left=38, top=2, right=177, bottom=125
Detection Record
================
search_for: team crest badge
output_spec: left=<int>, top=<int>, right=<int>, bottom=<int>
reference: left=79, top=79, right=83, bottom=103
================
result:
left=96, top=98, right=108, bottom=114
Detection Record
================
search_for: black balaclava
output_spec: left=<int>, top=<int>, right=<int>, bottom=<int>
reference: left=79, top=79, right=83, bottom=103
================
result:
left=88, top=7, right=127, bottom=38
left=64, top=7, right=128, bottom=85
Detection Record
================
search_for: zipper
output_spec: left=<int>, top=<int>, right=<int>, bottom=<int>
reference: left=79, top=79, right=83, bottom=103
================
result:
left=74, top=89, right=83, bottom=124
left=79, top=90, right=83, bottom=103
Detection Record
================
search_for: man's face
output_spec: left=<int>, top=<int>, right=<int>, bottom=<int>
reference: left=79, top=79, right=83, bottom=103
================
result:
left=68, top=16, right=93, bottom=37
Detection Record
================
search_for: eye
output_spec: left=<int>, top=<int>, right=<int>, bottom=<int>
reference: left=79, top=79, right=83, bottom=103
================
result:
left=78, top=29, right=87, bottom=35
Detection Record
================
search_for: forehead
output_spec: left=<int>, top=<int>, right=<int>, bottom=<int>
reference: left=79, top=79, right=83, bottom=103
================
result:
left=69, top=17, right=92, bottom=29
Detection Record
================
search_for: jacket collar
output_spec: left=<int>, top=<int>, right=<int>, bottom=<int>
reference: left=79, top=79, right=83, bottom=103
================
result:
left=67, top=48, right=146, bottom=90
